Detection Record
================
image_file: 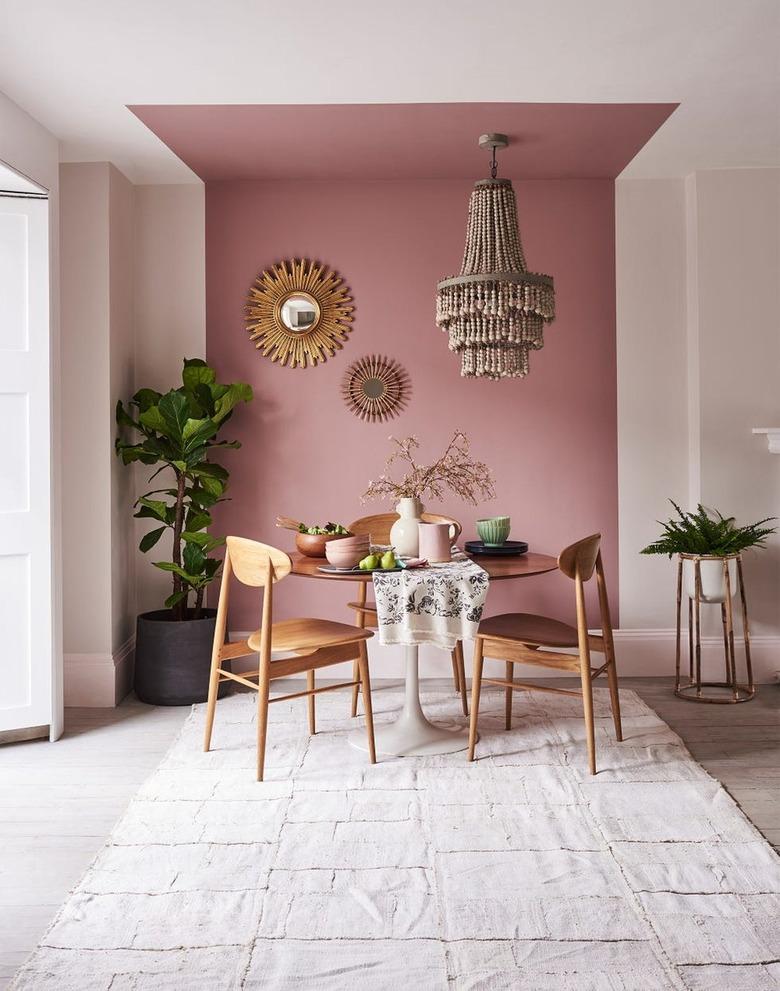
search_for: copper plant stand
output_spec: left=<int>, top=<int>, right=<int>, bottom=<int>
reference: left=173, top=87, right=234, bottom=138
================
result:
left=675, top=553, right=755, bottom=703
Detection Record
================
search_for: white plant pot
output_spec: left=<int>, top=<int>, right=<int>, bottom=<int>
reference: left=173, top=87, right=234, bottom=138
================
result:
left=682, top=557, right=738, bottom=604
left=390, top=497, right=423, bottom=557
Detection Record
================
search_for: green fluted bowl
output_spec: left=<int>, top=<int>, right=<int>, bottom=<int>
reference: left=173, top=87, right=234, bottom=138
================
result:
left=476, top=516, right=511, bottom=546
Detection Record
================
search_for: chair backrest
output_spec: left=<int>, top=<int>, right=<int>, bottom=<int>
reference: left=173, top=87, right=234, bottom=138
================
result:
left=558, top=533, right=601, bottom=582
left=556, top=533, right=616, bottom=649
left=348, top=511, right=462, bottom=545
left=225, top=536, right=292, bottom=587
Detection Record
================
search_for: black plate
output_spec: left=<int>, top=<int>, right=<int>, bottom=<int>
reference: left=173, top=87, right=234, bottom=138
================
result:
left=465, top=539, right=528, bottom=556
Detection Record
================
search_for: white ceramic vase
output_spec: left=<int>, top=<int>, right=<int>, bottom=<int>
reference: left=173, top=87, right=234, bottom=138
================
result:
left=682, top=556, right=738, bottom=604
left=390, top=497, right=423, bottom=557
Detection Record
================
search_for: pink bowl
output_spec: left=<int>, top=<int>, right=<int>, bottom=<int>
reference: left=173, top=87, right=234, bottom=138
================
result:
left=327, top=534, right=370, bottom=548
left=325, top=539, right=366, bottom=569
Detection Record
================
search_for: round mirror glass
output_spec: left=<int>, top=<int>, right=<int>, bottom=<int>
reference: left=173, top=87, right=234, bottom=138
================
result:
left=280, top=293, right=320, bottom=333
left=362, top=377, right=386, bottom=400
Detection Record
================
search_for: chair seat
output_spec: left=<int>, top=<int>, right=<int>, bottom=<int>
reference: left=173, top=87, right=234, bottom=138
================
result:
left=477, top=612, right=579, bottom=648
left=247, top=618, right=372, bottom=654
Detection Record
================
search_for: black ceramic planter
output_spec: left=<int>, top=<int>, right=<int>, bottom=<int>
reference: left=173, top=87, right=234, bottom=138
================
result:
left=135, top=609, right=227, bottom=706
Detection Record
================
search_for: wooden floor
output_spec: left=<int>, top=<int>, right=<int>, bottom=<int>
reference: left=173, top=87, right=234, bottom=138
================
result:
left=0, top=676, right=777, bottom=987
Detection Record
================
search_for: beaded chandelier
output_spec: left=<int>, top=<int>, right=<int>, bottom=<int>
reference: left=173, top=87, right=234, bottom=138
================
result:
left=436, top=133, right=555, bottom=379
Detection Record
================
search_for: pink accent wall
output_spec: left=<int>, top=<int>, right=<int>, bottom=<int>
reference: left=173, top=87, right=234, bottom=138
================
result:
left=206, top=178, right=617, bottom=631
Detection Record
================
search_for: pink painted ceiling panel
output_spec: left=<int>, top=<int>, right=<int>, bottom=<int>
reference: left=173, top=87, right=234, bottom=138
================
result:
left=129, top=102, right=676, bottom=181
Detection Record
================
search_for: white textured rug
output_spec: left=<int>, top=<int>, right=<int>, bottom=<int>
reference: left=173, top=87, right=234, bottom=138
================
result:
left=10, top=688, right=780, bottom=991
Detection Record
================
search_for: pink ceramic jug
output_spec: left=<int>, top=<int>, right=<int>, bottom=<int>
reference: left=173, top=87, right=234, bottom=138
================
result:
left=418, top=522, right=456, bottom=563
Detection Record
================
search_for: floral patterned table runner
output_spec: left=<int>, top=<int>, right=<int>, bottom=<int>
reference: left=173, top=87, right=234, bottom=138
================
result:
left=371, top=552, right=489, bottom=649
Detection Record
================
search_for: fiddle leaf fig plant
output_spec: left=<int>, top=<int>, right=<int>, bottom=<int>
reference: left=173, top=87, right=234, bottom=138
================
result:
left=115, top=359, right=253, bottom=621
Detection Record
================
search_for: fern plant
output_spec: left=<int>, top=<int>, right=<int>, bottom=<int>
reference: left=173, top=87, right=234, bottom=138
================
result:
left=641, top=501, right=776, bottom=558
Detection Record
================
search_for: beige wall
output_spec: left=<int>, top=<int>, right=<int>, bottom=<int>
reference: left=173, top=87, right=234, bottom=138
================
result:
left=616, top=178, right=689, bottom=629
left=59, top=175, right=205, bottom=701
left=133, top=184, right=205, bottom=391
left=616, top=168, right=780, bottom=677
left=60, top=162, right=140, bottom=702
left=693, top=169, right=780, bottom=635
left=133, top=184, right=205, bottom=616
left=109, top=166, right=137, bottom=655
left=60, top=164, right=113, bottom=656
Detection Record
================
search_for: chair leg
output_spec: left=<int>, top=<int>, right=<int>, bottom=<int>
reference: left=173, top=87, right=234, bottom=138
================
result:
left=350, top=658, right=361, bottom=718
left=203, top=649, right=222, bottom=753
left=579, top=655, right=597, bottom=775
left=256, top=669, right=270, bottom=782
left=605, top=654, right=623, bottom=742
left=467, top=638, right=484, bottom=761
left=505, top=661, right=514, bottom=730
left=450, top=648, right=461, bottom=692
left=307, top=670, right=316, bottom=735
left=356, top=642, right=376, bottom=764
left=455, top=640, right=468, bottom=716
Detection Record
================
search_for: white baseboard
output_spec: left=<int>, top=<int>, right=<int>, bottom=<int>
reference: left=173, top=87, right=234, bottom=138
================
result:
left=612, top=629, right=779, bottom=683
left=64, top=636, right=135, bottom=706
left=230, top=629, right=780, bottom=684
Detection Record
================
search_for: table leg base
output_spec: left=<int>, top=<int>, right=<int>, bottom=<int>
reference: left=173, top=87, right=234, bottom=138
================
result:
left=349, top=644, right=473, bottom=757
left=348, top=714, right=471, bottom=757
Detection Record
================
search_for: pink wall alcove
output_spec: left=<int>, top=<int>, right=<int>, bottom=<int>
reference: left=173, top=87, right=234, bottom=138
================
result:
left=206, top=176, right=618, bottom=632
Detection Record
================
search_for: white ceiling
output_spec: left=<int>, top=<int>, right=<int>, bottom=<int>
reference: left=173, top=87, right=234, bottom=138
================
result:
left=0, top=159, right=46, bottom=193
left=0, top=0, right=777, bottom=185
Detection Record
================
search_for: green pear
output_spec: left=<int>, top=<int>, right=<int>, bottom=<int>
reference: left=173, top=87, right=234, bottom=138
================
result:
left=381, top=550, right=397, bottom=570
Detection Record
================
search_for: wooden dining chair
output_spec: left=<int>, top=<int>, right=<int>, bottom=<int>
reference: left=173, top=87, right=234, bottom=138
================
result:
left=467, top=534, right=622, bottom=775
left=345, top=511, right=468, bottom=717
left=203, top=536, right=377, bottom=780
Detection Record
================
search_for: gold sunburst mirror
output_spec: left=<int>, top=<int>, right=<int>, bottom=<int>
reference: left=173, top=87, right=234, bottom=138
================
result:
left=245, top=258, right=354, bottom=368
left=342, top=355, right=411, bottom=422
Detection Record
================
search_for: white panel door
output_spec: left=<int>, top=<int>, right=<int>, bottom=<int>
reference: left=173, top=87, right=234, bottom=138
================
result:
left=0, top=194, right=54, bottom=736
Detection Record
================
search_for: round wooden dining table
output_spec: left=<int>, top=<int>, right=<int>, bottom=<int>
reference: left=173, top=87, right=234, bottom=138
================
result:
left=290, top=550, right=559, bottom=757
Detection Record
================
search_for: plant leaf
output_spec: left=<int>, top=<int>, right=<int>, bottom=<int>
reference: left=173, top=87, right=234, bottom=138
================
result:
left=200, top=475, right=224, bottom=497
left=116, top=400, right=141, bottom=430
left=164, top=589, right=189, bottom=609
left=212, top=382, right=253, bottom=424
left=192, top=462, right=228, bottom=480
left=153, top=561, right=201, bottom=585
left=139, top=526, right=166, bottom=552
left=186, top=509, right=212, bottom=532
left=640, top=499, right=777, bottom=557
left=183, top=541, right=206, bottom=575
left=188, top=488, right=219, bottom=509
left=182, top=359, right=216, bottom=393
left=182, top=417, right=218, bottom=453
left=138, top=405, right=168, bottom=434
left=158, top=390, right=190, bottom=442
left=132, top=388, right=162, bottom=412
left=135, top=497, right=169, bottom=522
left=116, top=442, right=156, bottom=465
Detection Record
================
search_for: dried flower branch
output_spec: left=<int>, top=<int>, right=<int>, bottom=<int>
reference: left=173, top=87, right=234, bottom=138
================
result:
left=363, top=431, right=496, bottom=506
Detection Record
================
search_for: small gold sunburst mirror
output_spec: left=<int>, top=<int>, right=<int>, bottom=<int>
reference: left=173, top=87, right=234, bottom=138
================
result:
left=245, top=258, right=354, bottom=368
left=342, top=354, right=411, bottom=422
